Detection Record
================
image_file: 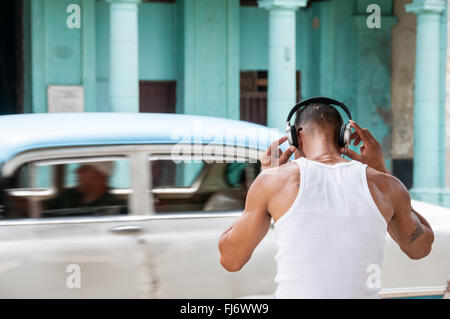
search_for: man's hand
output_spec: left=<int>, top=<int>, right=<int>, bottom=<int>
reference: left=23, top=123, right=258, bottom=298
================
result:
left=260, top=136, right=297, bottom=171
left=345, top=120, right=389, bottom=174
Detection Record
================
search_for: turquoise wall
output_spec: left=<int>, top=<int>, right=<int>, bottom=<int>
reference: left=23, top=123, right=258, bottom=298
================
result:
left=44, top=0, right=82, bottom=85
left=352, top=0, right=396, bottom=170
left=95, top=1, right=176, bottom=112
left=239, top=2, right=350, bottom=98
left=30, top=0, right=395, bottom=171
left=29, top=0, right=178, bottom=113
left=139, top=3, right=176, bottom=81
left=31, top=0, right=83, bottom=113
left=176, top=0, right=240, bottom=119
left=95, top=1, right=110, bottom=112
left=239, top=0, right=394, bottom=168
left=240, top=7, right=268, bottom=70
left=30, top=0, right=97, bottom=113
left=440, top=7, right=448, bottom=189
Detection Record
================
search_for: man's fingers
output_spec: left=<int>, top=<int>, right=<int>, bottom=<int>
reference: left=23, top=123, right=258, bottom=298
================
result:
left=363, top=126, right=376, bottom=140
left=349, top=120, right=368, bottom=143
left=344, top=148, right=362, bottom=161
left=349, top=131, right=361, bottom=146
left=350, top=131, right=358, bottom=140
left=279, top=146, right=295, bottom=164
left=363, top=128, right=381, bottom=148
left=276, top=136, right=288, bottom=147
left=259, top=153, right=269, bottom=165
left=267, top=136, right=288, bottom=155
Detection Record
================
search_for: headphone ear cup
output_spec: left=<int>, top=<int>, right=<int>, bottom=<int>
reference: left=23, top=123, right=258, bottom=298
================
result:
left=339, top=125, right=346, bottom=148
left=339, top=123, right=351, bottom=148
left=286, top=125, right=293, bottom=146
left=290, top=125, right=299, bottom=148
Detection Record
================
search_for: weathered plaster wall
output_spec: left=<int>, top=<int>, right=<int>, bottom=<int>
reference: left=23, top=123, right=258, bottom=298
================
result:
left=391, top=0, right=416, bottom=159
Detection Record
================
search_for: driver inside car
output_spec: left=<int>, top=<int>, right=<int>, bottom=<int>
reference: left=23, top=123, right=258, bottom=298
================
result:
left=40, top=162, right=126, bottom=215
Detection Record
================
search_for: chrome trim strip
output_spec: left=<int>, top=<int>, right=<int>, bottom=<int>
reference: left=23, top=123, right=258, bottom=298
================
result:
left=34, top=156, right=126, bottom=167
left=0, top=211, right=243, bottom=227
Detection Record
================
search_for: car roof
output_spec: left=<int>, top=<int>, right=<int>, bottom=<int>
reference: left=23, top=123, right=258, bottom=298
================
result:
left=0, top=113, right=284, bottom=163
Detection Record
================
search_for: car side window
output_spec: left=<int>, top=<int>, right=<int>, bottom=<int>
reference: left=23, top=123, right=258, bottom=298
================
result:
left=0, top=158, right=131, bottom=220
left=149, top=157, right=260, bottom=213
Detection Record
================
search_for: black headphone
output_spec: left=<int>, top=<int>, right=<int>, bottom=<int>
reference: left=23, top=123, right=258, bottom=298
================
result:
left=286, top=97, right=353, bottom=149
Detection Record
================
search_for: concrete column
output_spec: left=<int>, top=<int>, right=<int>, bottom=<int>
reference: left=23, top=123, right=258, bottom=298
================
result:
left=406, top=0, right=446, bottom=205
left=107, top=0, right=141, bottom=112
left=444, top=0, right=450, bottom=207
left=258, top=0, right=307, bottom=131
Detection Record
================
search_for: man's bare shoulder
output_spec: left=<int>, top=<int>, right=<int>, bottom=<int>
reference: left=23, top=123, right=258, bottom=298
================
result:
left=257, top=161, right=300, bottom=191
left=259, top=161, right=299, bottom=179
left=365, top=166, right=410, bottom=220
left=366, top=167, right=407, bottom=194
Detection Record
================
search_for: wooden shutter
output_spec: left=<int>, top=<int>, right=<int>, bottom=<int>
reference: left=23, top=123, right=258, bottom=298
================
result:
left=240, top=71, right=268, bottom=125
left=240, top=70, right=301, bottom=126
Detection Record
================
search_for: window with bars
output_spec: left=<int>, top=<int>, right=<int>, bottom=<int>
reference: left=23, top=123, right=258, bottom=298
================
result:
left=240, top=71, right=301, bottom=126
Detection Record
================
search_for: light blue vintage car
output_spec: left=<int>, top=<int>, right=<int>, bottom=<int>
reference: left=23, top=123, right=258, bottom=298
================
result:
left=0, top=113, right=448, bottom=298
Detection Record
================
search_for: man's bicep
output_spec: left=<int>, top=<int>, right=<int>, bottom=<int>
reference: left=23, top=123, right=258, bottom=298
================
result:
left=237, top=176, right=272, bottom=246
left=218, top=176, right=272, bottom=271
left=388, top=185, right=425, bottom=250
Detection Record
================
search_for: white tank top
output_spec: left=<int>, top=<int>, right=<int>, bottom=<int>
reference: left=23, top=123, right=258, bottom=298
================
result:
left=273, top=157, right=387, bottom=299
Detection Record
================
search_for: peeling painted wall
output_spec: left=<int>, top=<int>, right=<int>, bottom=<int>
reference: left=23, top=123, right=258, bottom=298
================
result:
left=391, top=0, right=416, bottom=159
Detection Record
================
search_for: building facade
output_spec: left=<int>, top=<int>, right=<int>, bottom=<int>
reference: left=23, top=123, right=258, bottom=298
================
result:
left=1, top=0, right=450, bottom=208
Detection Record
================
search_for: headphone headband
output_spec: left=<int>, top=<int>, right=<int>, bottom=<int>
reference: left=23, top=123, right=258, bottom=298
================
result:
left=286, top=97, right=352, bottom=125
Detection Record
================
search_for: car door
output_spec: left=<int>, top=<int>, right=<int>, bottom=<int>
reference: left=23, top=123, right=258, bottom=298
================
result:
left=0, top=153, right=150, bottom=298
left=133, top=149, right=278, bottom=298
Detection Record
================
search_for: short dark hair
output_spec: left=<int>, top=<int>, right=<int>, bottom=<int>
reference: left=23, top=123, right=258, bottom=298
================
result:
left=294, top=102, right=343, bottom=139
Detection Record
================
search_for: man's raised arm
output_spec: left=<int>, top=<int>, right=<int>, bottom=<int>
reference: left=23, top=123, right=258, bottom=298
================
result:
left=218, top=173, right=272, bottom=272
left=346, top=120, right=434, bottom=260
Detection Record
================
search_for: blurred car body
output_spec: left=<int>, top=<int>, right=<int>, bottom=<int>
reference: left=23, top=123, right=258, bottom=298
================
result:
left=0, top=113, right=448, bottom=298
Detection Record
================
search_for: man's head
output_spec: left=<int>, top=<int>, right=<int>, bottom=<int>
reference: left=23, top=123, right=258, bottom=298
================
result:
left=76, top=162, right=113, bottom=195
left=293, top=102, right=344, bottom=152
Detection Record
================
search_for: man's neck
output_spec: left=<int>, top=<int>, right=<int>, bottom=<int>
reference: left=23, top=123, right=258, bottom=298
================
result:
left=302, top=137, right=345, bottom=163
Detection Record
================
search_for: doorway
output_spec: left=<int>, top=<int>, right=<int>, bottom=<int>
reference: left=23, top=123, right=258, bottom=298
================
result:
left=0, top=0, right=24, bottom=115
left=139, top=81, right=176, bottom=113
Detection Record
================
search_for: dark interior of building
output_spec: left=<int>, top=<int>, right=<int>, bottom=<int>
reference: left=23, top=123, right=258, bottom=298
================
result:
left=0, top=0, right=23, bottom=115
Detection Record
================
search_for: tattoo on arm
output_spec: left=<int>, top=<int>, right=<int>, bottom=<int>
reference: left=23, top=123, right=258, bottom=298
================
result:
left=408, top=219, right=424, bottom=244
